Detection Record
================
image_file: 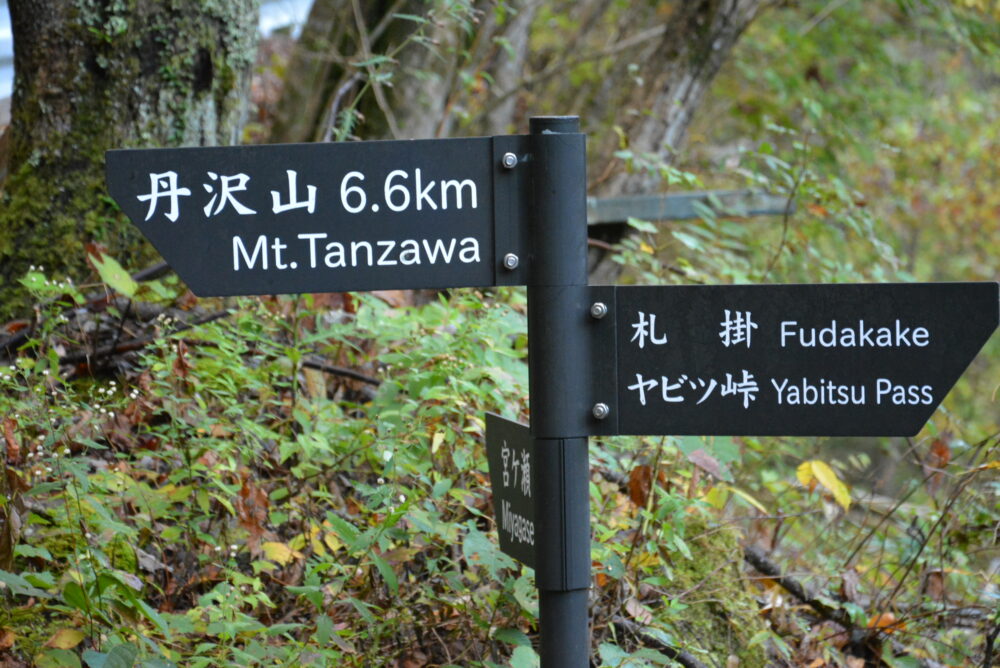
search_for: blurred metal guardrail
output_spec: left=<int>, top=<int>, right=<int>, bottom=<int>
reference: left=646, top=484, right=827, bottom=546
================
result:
left=586, top=188, right=791, bottom=225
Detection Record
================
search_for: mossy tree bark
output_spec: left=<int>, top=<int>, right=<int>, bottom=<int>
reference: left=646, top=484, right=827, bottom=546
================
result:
left=0, top=0, right=258, bottom=321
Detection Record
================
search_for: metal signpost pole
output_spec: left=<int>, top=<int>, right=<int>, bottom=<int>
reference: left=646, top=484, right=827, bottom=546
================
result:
left=526, top=116, right=591, bottom=667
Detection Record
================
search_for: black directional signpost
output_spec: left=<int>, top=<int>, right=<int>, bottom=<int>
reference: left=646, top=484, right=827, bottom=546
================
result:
left=106, top=135, right=532, bottom=296
left=485, top=413, right=537, bottom=569
left=107, top=117, right=999, bottom=668
left=585, top=282, right=999, bottom=437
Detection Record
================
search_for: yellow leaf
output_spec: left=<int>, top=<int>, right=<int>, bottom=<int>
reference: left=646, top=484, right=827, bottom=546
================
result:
left=261, top=541, right=302, bottom=565
left=639, top=241, right=654, bottom=254
left=805, top=459, right=851, bottom=511
left=288, top=533, right=307, bottom=552
left=306, top=523, right=326, bottom=556
left=45, top=628, right=85, bottom=650
left=721, top=483, right=770, bottom=514
left=323, top=533, right=344, bottom=553
left=796, top=461, right=816, bottom=489
left=431, top=431, right=445, bottom=454
left=702, top=485, right=730, bottom=509
left=310, top=534, right=327, bottom=557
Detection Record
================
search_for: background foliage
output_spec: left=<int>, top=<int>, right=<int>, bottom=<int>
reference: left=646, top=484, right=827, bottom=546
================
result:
left=1, top=1, right=998, bottom=667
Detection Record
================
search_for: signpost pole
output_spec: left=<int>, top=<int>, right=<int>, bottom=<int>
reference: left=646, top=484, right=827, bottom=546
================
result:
left=526, top=116, right=591, bottom=667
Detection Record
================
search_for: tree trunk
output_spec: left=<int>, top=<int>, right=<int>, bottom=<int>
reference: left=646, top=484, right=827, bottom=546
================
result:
left=585, top=0, right=764, bottom=282
left=597, top=0, right=764, bottom=195
left=269, top=0, right=358, bottom=144
left=269, top=0, right=541, bottom=143
left=0, top=0, right=258, bottom=321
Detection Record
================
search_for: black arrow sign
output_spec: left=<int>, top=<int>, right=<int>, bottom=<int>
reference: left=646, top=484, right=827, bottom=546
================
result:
left=106, top=137, right=530, bottom=296
left=588, top=282, right=998, bottom=437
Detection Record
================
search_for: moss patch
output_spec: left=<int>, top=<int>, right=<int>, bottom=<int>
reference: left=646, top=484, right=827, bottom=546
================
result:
left=662, top=513, right=768, bottom=666
left=0, top=0, right=258, bottom=320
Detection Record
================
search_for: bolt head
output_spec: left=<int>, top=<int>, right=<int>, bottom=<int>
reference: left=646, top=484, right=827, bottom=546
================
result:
left=592, top=402, right=610, bottom=420
left=501, top=152, right=518, bottom=169
left=590, top=302, right=608, bottom=319
left=502, top=253, right=519, bottom=270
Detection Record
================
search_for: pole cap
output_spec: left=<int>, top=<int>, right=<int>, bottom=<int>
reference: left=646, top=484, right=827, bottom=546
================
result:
left=529, top=116, right=580, bottom=134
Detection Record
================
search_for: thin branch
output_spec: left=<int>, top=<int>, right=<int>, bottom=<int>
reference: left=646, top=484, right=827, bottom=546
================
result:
left=322, top=72, right=363, bottom=143
left=350, top=0, right=401, bottom=138
left=58, top=311, right=230, bottom=368
left=799, top=0, right=851, bottom=36
left=762, top=128, right=812, bottom=279
left=744, top=544, right=854, bottom=629
left=480, top=23, right=668, bottom=118
left=611, top=617, right=709, bottom=668
left=1, top=261, right=175, bottom=358
left=984, top=609, right=1000, bottom=668
left=301, top=356, right=381, bottom=387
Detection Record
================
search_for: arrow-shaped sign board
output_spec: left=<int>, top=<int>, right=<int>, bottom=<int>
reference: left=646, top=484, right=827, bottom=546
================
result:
left=105, top=137, right=529, bottom=296
left=485, top=413, right=536, bottom=568
left=592, top=282, right=998, bottom=437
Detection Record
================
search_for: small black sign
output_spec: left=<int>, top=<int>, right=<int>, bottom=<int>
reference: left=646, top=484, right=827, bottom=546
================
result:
left=485, top=413, right=536, bottom=568
left=106, top=137, right=529, bottom=296
left=598, top=282, right=998, bottom=437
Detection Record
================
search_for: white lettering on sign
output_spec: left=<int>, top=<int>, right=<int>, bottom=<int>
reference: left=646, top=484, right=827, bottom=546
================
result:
left=271, top=170, right=316, bottom=214
left=500, top=439, right=531, bottom=498
left=627, top=372, right=937, bottom=408
left=203, top=172, right=256, bottom=217
left=780, top=320, right=930, bottom=348
left=137, top=171, right=191, bottom=222
left=720, top=309, right=757, bottom=348
left=232, top=234, right=481, bottom=272
left=627, top=371, right=759, bottom=408
left=621, top=296, right=953, bottom=419
left=875, top=378, right=934, bottom=405
left=497, top=437, right=533, bottom=546
left=344, top=169, right=478, bottom=214
left=629, top=311, right=668, bottom=349
left=501, top=499, right=534, bottom=546
left=770, top=378, right=933, bottom=406
left=138, top=168, right=480, bottom=223
left=771, top=378, right=867, bottom=405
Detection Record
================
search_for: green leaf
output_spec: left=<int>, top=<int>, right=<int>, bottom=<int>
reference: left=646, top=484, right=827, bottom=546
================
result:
left=82, top=650, right=108, bottom=668
left=626, top=217, right=659, bottom=234
left=493, top=628, right=531, bottom=647
left=598, top=642, right=629, bottom=667
left=671, top=230, right=703, bottom=251
left=264, top=623, right=303, bottom=636
left=62, top=581, right=90, bottom=611
left=25, top=571, right=57, bottom=588
left=462, top=524, right=515, bottom=578
left=513, top=574, right=538, bottom=617
left=0, top=568, right=51, bottom=598
left=89, top=251, right=138, bottom=297
left=14, top=544, right=53, bottom=560
left=351, top=55, right=394, bottom=68
left=138, top=659, right=176, bottom=668
left=327, top=514, right=360, bottom=547
left=371, top=553, right=398, bottom=596
left=509, top=646, right=539, bottom=668
left=87, top=644, right=138, bottom=668
left=314, top=614, right=333, bottom=645
left=392, top=13, right=428, bottom=24
left=36, top=649, right=82, bottom=668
